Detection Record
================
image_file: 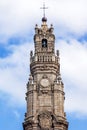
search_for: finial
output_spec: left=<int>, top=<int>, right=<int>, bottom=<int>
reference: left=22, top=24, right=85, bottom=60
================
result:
left=56, top=50, right=59, bottom=57
left=40, top=2, right=48, bottom=22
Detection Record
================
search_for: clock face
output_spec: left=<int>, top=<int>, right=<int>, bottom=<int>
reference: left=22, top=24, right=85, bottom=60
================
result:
left=40, top=78, right=50, bottom=87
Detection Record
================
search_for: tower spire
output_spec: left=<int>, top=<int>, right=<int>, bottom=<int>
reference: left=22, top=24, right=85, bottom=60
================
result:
left=40, top=2, right=48, bottom=22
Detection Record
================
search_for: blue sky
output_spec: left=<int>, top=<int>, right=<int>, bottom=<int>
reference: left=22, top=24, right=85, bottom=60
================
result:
left=0, top=0, right=87, bottom=130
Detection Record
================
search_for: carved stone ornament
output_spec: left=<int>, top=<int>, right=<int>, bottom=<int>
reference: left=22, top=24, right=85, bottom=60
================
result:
left=39, top=75, right=51, bottom=89
left=40, top=78, right=50, bottom=88
left=38, top=112, right=52, bottom=129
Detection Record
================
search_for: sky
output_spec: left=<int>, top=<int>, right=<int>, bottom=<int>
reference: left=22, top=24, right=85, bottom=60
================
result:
left=0, top=0, right=87, bottom=130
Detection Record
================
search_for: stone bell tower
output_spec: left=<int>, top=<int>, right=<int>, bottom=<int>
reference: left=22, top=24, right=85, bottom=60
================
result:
left=23, top=12, right=68, bottom=130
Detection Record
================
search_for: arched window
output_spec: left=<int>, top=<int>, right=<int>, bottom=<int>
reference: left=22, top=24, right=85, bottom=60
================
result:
left=42, top=39, right=47, bottom=48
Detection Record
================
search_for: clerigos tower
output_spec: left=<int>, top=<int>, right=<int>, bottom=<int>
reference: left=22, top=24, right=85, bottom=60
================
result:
left=23, top=4, right=68, bottom=130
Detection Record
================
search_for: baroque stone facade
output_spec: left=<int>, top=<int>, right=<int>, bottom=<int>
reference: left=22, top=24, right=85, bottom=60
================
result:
left=23, top=17, right=68, bottom=130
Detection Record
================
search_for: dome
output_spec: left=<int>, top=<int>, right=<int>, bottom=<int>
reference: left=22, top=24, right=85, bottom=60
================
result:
left=42, top=17, right=47, bottom=22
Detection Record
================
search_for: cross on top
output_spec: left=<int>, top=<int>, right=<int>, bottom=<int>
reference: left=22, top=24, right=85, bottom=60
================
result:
left=40, top=3, right=48, bottom=17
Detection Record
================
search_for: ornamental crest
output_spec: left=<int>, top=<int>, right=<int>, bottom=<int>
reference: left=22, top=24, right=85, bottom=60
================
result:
left=38, top=112, right=52, bottom=129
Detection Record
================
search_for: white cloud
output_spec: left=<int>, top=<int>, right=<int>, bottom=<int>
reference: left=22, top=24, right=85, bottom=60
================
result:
left=0, top=0, right=87, bottom=43
left=56, top=39, right=87, bottom=116
left=0, top=42, right=34, bottom=106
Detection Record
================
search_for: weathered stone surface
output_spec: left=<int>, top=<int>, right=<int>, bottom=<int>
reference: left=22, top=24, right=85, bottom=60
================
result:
left=23, top=19, right=68, bottom=130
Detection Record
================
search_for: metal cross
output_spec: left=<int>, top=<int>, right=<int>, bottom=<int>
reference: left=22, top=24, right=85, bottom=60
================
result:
left=40, top=3, right=48, bottom=17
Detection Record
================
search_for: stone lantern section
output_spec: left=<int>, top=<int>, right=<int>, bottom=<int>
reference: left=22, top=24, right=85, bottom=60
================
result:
left=23, top=18, right=68, bottom=130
